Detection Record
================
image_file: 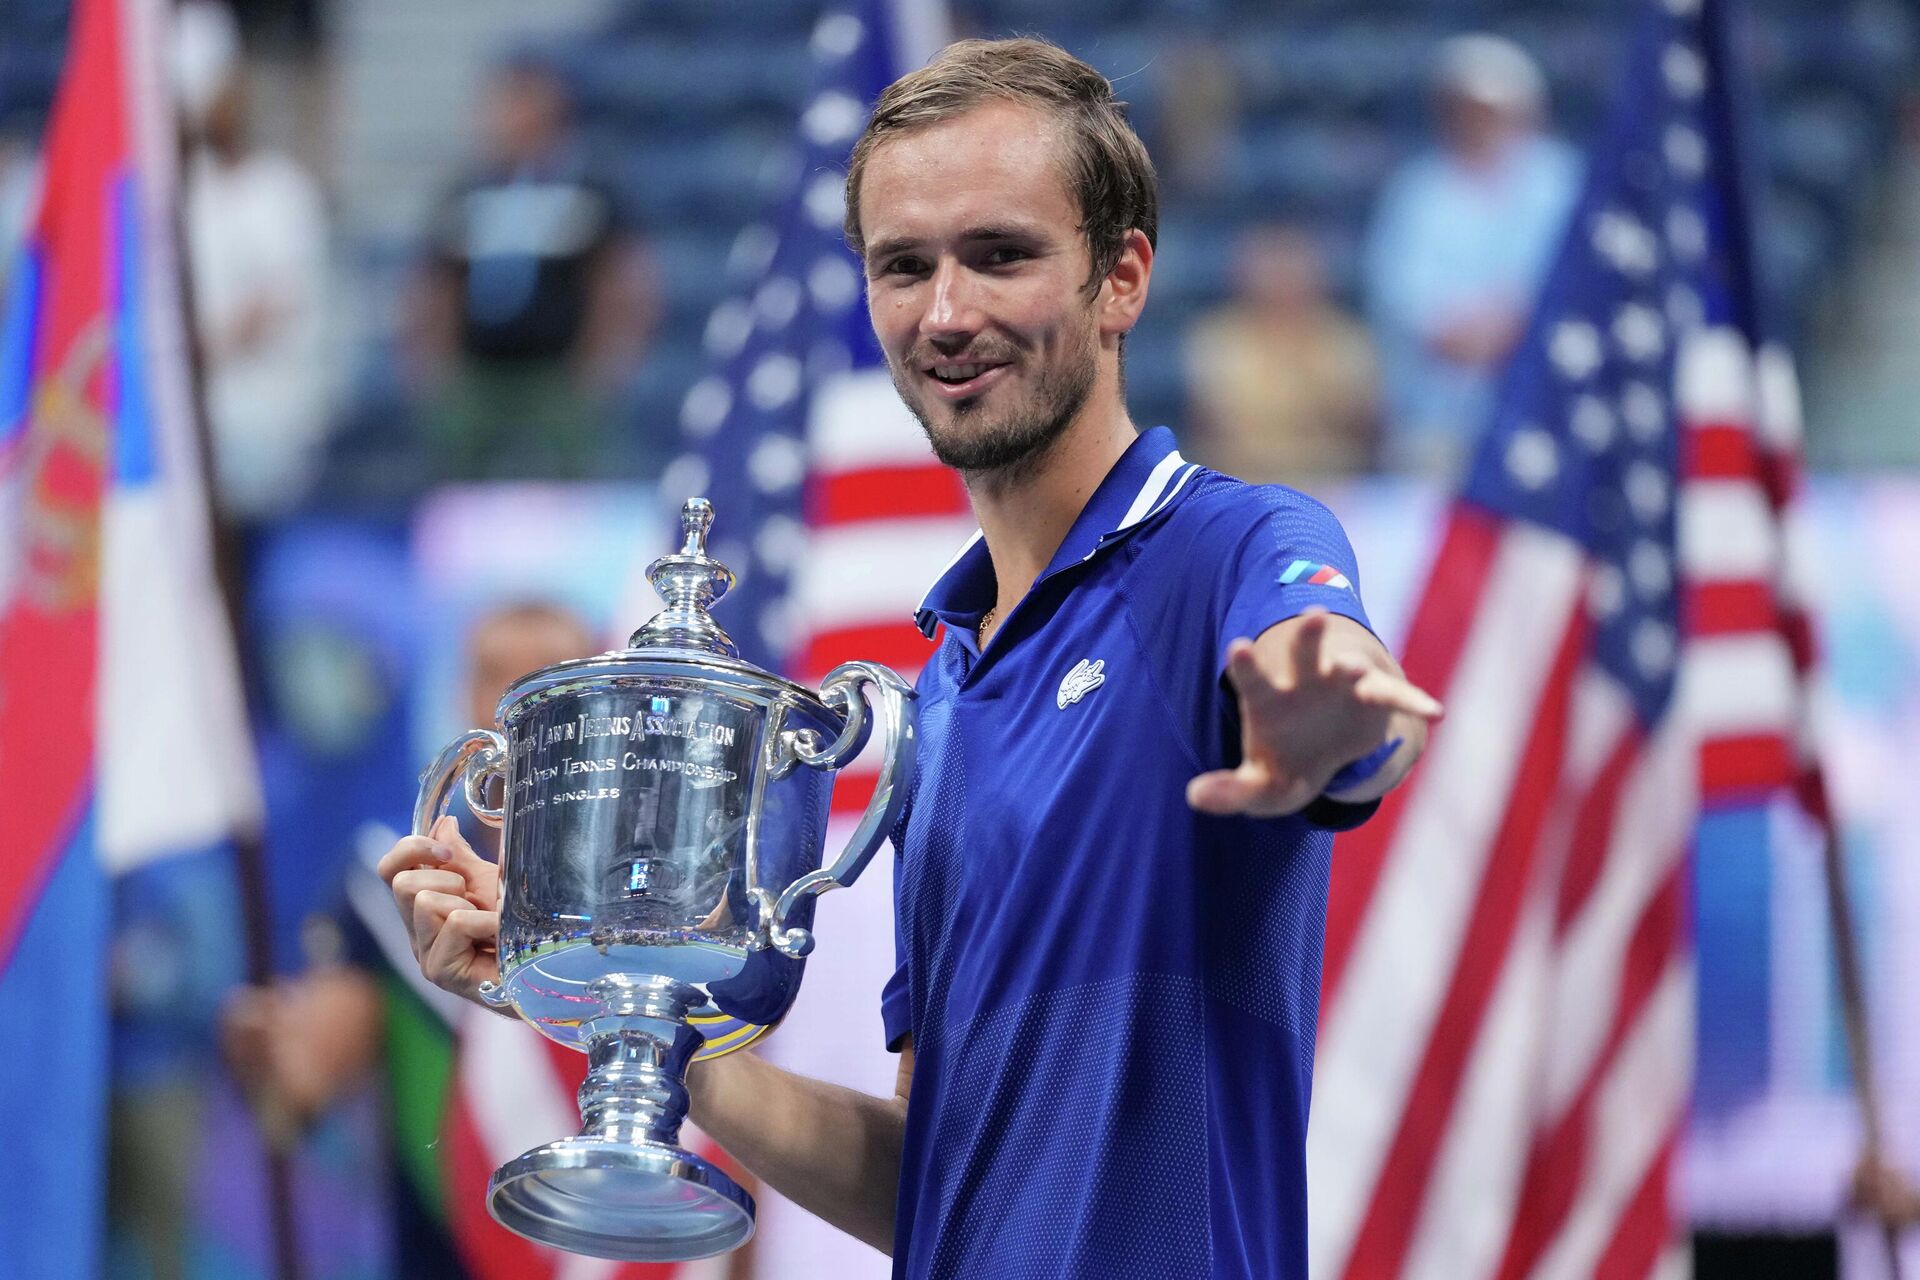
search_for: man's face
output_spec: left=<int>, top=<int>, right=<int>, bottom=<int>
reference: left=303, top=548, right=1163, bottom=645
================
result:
left=857, top=101, right=1104, bottom=476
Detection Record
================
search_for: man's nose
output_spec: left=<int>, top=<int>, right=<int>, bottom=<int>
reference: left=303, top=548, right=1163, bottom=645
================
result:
left=921, top=258, right=981, bottom=345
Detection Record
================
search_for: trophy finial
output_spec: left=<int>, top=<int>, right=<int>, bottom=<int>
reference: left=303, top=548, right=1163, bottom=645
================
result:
left=680, top=497, right=714, bottom=556
left=630, top=497, right=739, bottom=656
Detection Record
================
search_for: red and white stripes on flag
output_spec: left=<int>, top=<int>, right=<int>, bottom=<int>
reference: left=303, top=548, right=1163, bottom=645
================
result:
left=1305, top=323, right=1812, bottom=1280
left=1301, top=0, right=1832, bottom=1268
left=796, top=367, right=970, bottom=813
left=1676, top=333, right=1824, bottom=819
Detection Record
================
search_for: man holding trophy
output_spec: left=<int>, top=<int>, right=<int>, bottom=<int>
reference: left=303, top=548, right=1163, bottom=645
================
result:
left=383, top=37, right=1441, bottom=1280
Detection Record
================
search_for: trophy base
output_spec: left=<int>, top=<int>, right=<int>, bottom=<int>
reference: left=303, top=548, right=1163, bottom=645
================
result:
left=488, top=1135, right=755, bottom=1262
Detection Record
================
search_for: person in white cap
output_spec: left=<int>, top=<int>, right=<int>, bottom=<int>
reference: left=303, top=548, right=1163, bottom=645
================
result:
left=176, top=0, right=334, bottom=529
left=1361, top=33, right=1580, bottom=479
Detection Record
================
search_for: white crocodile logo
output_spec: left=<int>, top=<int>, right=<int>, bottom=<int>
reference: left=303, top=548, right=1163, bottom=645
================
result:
left=1056, top=658, right=1106, bottom=709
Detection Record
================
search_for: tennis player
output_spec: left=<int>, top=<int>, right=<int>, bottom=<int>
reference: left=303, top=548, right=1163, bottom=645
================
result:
left=385, top=37, right=1441, bottom=1279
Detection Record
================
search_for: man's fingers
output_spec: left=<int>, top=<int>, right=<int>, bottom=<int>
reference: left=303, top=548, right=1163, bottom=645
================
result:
left=410, top=888, right=475, bottom=959
left=438, top=905, right=499, bottom=950
left=423, top=908, right=501, bottom=996
left=1186, top=760, right=1294, bottom=815
left=1187, top=767, right=1261, bottom=814
left=392, top=867, right=468, bottom=900
left=1224, top=638, right=1289, bottom=716
left=433, top=814, right=479, bottom=869
left=1353, top=669, right=1444, bottom=720
left=1326, top=653, right=1372, bottom=682
left=379, top=818, right=488, bottom=876
left=430, top=815, right=501, bottom=907
left=1187, top=763, right=1319, bottom=817
left=1289, top=608, right=1332, bottom=675
left=391, top=869, right=480, bottom=949
left=376, top=834, right=454, bottom=886
left=388, top=828, right=496, bottom=904
left=390, top=865, right=468, bottom=922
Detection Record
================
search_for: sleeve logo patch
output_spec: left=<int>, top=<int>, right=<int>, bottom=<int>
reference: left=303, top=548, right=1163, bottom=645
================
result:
left=1057, top=658, right=1107, bottom=709
left=1280, top=559, right=1353, bottom=591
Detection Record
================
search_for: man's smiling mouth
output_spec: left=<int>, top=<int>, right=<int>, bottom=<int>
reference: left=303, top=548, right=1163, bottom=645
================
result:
left=931, top=363, right=993, bottom=382
left=922, top=362, right=1011, bottom=397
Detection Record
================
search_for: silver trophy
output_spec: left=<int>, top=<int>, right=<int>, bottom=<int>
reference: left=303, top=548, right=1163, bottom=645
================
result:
left=413, top=498, right=916, bottom=1261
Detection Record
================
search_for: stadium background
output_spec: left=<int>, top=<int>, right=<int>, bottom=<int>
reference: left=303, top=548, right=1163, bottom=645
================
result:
left=2, top=0, right=1917, bottom=1275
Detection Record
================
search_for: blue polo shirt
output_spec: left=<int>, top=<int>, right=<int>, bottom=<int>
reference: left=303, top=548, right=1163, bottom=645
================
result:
left=881, top=428, right=1380, bottom=1279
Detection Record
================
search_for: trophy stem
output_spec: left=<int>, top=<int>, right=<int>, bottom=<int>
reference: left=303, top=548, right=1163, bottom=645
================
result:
left=486, top=970, right=754, bottom=1260
left=577, top=975, right=704, bottom=1148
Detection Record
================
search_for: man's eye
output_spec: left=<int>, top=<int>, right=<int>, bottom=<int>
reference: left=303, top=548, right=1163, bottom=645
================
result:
left=986, top=246, right=1030, bottom=265
left=880, top=256, right=926, bottom=276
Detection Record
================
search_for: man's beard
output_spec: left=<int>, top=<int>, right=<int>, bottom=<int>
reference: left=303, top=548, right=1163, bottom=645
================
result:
left=891, top=327, right=1098, bottom=480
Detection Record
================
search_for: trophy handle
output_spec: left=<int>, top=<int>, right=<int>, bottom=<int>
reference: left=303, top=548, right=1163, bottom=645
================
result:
left=767, top=662, right=917, bottom=958
left=414, top=729, right=513, bottom=1010
left=413, top=728, right=511, bottom=837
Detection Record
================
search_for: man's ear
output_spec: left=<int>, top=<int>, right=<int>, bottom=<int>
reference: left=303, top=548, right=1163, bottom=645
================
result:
left=1098, top=228, right=1153, bottom=338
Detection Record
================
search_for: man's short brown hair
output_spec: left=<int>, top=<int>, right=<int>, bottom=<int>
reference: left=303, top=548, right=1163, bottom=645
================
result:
left=844, top=37, right=1159, bottom=293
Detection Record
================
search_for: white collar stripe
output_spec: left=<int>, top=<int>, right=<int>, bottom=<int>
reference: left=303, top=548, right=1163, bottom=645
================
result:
left=1145, top=462, right=1200, bottom=522
left=1114, top=450, right=1188, bottom=532
left=916, top=448, right=1192, bottom=621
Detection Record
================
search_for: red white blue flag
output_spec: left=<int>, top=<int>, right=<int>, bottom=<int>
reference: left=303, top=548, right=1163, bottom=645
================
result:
left=662, top=0, right=963, bottom=798
left=491, top=3, right=948, bottom=1276
left=0, top=0, right=258, bottom=1272
left=636, top=2, right=949, bottom=1273
left=1307, top=1, right=1820, bottom=1276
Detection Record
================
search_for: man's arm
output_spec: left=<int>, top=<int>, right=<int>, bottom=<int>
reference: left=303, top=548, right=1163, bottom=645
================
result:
left=378, top=818, right=910, bottom=1254
left=688, top=1037, right=913, bottom=1255
left=1187, top=609, right=1440, bottom=818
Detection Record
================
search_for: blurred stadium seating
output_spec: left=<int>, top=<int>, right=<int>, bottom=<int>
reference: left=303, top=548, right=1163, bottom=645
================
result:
left=0, top=0, right=69, bottom=130
left=0, top=0, right=1912, bottom=470
left=549, top=0, right=1915, bottom=451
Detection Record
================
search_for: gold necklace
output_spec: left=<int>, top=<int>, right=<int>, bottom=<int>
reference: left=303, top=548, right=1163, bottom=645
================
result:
left=978, top=606, right=996, bottom=644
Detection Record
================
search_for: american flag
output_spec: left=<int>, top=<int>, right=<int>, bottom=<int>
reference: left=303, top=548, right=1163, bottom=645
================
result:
left=653, top=4, right=952, bottom=1273
left=1307, top=1, right=1818, bottom=1276
left=659, top=0, right=966, bottom=802
left=446, top=7, right=949, bottom=1277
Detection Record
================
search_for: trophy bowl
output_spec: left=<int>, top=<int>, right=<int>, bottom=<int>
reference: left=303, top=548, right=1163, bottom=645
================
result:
left=413, top=498, right=916, bottom=1262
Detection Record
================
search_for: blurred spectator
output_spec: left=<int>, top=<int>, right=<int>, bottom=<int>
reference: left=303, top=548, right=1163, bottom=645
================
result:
left=221, top=600, right=598, bottom=1280
left=1156, top=41, right=1239, bottom=195
left=107, top=853, right=249, bottom=1280
left=1361, top=34, right=1580, bottom=477
left=177, top=0, right=334, bottom=526
left=0, top=121, right=39, bottom=296
left=1184, top=225, right=1379, bottom=486
left=403, top=50, right=659, bottom=481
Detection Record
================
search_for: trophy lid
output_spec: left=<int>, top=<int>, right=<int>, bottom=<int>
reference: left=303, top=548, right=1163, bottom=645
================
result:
left=495, top=496, right=837, bottom=726
left=629, top=498, right=739, bottom=657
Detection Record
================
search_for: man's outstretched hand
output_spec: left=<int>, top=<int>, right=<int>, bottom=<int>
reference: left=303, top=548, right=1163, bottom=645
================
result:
left=1187, top=610, right=1442, bottom=818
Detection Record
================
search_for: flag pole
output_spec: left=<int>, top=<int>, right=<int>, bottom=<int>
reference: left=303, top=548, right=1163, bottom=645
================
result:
left=167, top=113, right=307, bottom=1280
left=1819, top=816, right=1909, bottom=1277
left=175, top=224, right=307, bottom=1280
